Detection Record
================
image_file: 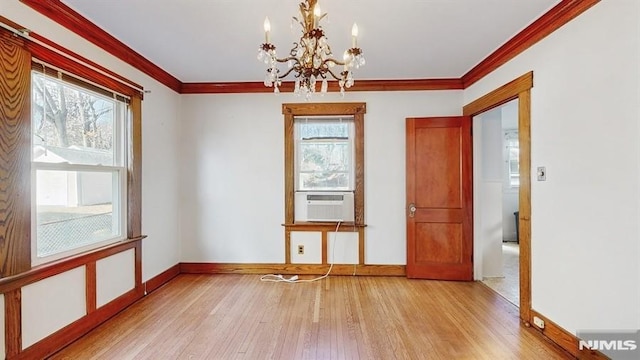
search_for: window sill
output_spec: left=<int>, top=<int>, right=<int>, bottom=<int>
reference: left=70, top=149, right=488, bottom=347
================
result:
left=283, top=222, right=366, bottom=229
left=0, top=236, right=146, bottom=292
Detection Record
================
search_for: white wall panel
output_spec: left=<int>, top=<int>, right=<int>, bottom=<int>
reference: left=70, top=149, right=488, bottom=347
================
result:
left=290, top=232, right=322, bottom=264
left=328, top=232, right=359, bottom=265
left=21, top=267, right=86, bottom=349
left=96, top=249, right=135, bottom=307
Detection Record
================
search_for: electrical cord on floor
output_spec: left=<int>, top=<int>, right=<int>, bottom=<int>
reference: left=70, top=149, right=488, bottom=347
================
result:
left=260, top=221, right=342, bottom=283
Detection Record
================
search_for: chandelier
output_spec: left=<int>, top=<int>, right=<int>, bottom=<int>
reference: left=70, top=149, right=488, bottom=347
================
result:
left=257, top=0, right=365, bottom=98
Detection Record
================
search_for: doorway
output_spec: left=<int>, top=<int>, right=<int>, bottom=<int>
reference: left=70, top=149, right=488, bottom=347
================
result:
left=473, top=99, right=520, bottom=306
left=463, top=72, right=533, bottom=323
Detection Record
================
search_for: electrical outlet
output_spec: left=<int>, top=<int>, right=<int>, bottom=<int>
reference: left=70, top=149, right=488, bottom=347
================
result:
left=297, top=245, right=304, bottom=255
left=533, top=316, right=545, bottom=329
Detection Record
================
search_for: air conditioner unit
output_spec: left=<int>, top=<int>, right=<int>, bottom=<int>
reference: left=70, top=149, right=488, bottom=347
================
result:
left=295, top=192, right=354, bottom=222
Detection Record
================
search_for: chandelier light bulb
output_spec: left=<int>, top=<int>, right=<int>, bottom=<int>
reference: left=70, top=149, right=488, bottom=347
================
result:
left=264, top=17, right=271, bottom=43
left=351, top=23, right=358, bottom=48
left=314, top=5, right=321, bottom=28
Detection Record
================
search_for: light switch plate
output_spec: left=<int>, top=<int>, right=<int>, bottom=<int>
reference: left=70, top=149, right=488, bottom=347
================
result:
left=537, top=166, right=546, bottom=181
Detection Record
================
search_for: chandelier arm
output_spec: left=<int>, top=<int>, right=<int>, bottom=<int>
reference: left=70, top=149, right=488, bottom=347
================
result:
left=275, top=56, right=299, bottom=64
left=288, top=42, right=300, bottom=58
left=325, top=67, right=344, bottom=81
left=271, top=55, right=302, bottom=79
left=277, top=66, right=300, bottom=79
left=320, top=57, right=346, bottom=80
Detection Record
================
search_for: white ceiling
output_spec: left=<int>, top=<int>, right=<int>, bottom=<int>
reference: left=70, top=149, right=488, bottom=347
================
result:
left=61, top=0, right=560, bottom=83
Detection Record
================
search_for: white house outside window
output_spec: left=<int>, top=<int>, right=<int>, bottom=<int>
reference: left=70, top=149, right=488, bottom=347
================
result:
left=31, top=68, right=128, bottom=264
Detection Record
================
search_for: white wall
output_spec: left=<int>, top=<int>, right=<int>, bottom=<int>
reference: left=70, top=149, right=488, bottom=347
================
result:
left=465, top=0, right=640, bottom=337
left=140, top=79, right=181, bottom=281
left=179, top=91, right=462, bottom=265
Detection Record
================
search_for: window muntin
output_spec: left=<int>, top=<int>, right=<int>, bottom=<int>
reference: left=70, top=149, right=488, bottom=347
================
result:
left=31, top=69, right=127, bottom=263
left=295, top=117, right=355, bottom=191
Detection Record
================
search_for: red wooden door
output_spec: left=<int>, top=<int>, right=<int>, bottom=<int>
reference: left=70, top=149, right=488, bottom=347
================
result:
left=406, top=116, right=473, bottom=280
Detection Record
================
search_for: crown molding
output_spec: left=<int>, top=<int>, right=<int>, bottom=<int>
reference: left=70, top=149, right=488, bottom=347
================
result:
left=181, top=78, right=464, bottom=94
left=20, top=0, right=182, bottom=93
left=461, top=0, right=600, bottom=88
left=21, top=0, right=599, bottom=94
left=28, top=31, right=144, bottom=92
left=0, top=15, right=143, bottom=97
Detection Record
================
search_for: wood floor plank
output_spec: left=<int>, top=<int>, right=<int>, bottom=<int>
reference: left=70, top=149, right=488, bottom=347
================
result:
left=50, top=274, right=573, bottom=360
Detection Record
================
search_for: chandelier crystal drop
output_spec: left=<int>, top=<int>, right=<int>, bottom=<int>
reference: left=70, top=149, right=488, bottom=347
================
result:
left=257, top=0, right=365, bottom=99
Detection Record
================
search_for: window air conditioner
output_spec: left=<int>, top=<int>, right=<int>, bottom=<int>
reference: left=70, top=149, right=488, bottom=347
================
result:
left=294, top=192, right=355, bottom=222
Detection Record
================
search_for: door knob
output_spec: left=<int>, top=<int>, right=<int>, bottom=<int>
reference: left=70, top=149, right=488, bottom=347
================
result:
left=408, top=203, right=416, bottom=217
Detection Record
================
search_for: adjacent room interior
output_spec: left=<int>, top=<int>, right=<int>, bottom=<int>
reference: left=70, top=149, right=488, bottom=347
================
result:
left=0, top=1, right=638, bottom=359
left=474, top=99, right=521, bottom=306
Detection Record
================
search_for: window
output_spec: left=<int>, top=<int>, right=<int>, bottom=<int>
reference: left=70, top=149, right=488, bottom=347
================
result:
left=505, top=130, right=519, bottom=188
left=283, top=103, right=366, bottom=225
left=295, top=117, right=355, bottom=191
left=31, top=68, right=128, bottom=263
left=0, top=25, right=142, bottom=277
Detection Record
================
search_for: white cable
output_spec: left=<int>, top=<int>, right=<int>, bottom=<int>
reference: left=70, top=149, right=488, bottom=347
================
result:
left=260, top=221, right=342, bottom=283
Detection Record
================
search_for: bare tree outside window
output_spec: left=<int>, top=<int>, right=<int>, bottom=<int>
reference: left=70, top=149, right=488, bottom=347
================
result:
left=32, top=73, right=114, bottom=156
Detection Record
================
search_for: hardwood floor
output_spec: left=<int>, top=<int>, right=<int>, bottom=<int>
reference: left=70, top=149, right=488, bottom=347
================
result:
left=51, top=274, right=572, bottom=359
left=482, top=243, right=520, bottom=306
